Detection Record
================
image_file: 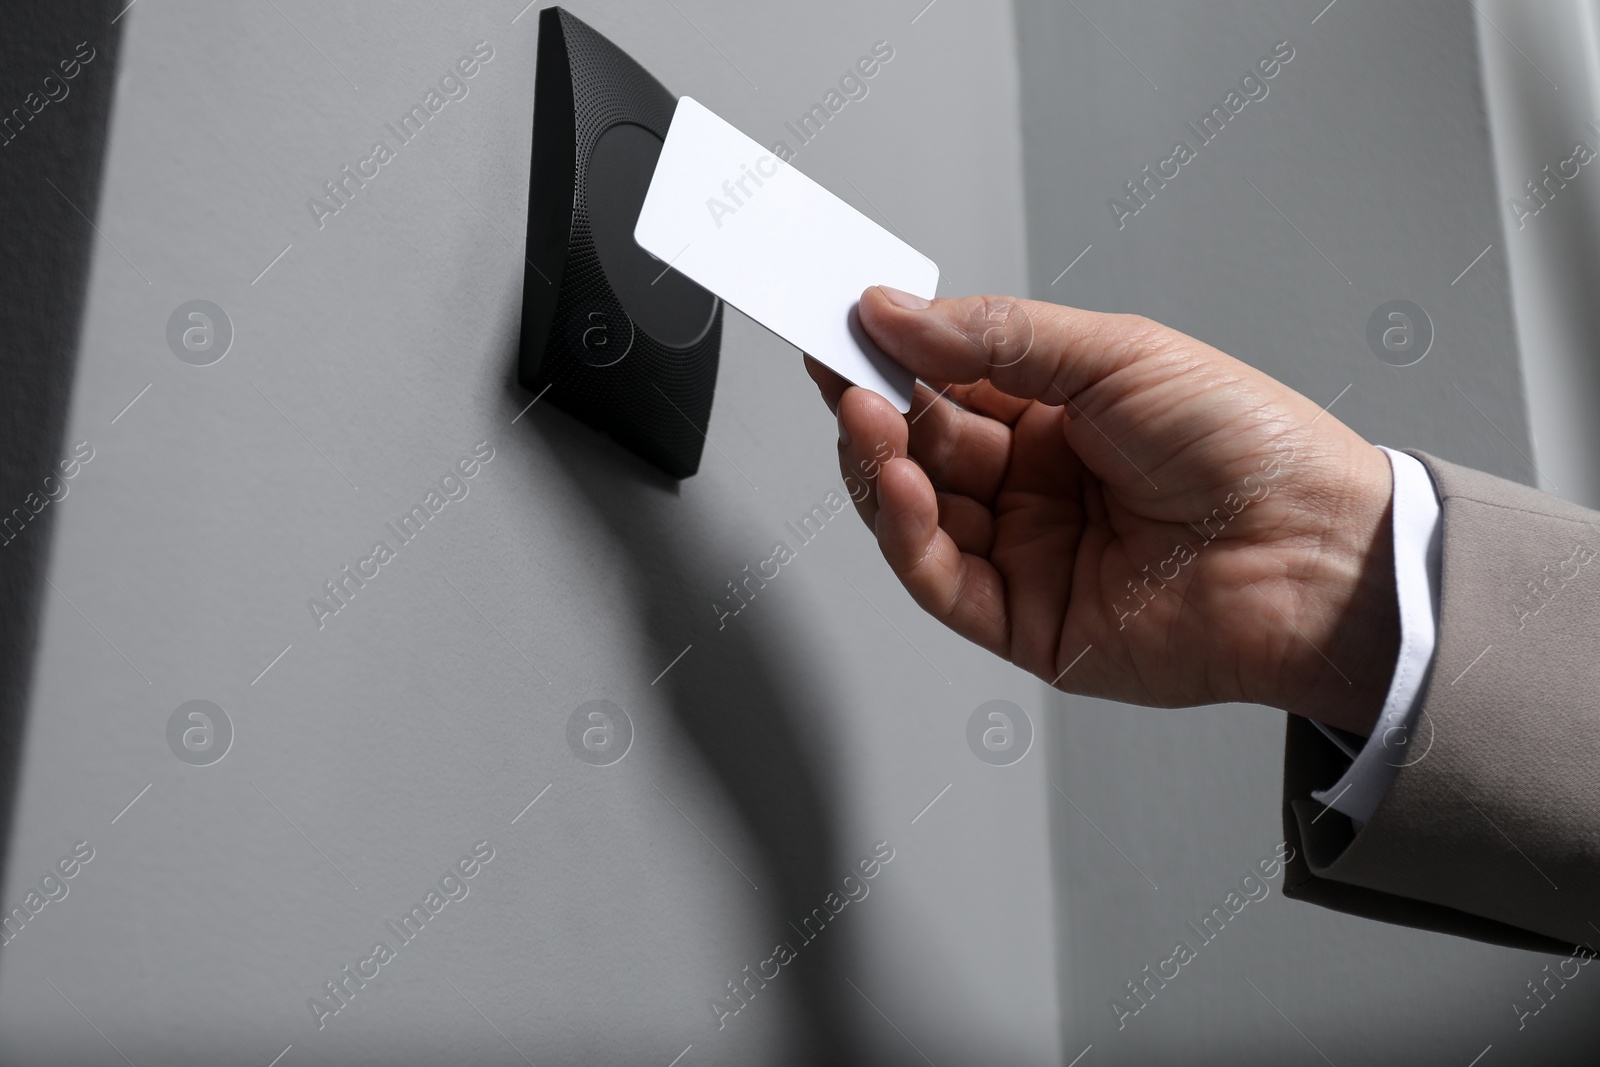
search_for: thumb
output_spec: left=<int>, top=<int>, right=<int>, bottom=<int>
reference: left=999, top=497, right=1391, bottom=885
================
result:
left=860, top=286, right=1165, bottom=406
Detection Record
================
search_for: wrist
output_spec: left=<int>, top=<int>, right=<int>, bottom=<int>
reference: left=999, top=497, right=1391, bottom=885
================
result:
left=1272, top=446, right=1400, bottom=735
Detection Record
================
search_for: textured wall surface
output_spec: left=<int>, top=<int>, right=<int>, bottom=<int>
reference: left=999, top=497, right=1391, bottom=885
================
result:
left=0, top=2, right=1056, bottom=1064
left=1015, top=1, right=1597, bottom=1064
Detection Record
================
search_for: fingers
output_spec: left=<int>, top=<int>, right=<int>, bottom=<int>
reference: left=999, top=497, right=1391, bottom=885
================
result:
left=818, top=351, right=1016, bottom=511
left=843, top=379, right=1017, bottom=519
left=837, top=384, right=909, bottom=530
left=831, top=374, right=1009, bottom=661
left=873, top=457, right=1009, bottom=658
left=863, top=286, right=1170, bottom=406
left=936, top=492, right=993, bottom=556
left=804, top=354, right=850, bottom=414
left=941, top=380, right=1034, bottom=426
left=906, top=382, right=1011, bottom=506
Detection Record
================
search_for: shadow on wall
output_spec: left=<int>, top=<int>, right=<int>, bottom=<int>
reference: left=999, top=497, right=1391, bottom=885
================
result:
left=0, top=0, right=124, bottom=987
left=507, top=357, right=866, bottom=1065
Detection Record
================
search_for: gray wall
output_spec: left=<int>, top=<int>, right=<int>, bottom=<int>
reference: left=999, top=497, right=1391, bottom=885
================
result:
left=1479, top=0, right=1600, bottom=508
left=0, top=2, right=1058, bottom=1064
left=9, top=1, right=1594, bottom=1063
left=1016, top=1, right=1596, bottom=1064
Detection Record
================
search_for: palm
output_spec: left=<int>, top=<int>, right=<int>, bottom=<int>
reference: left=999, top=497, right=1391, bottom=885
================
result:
left=977, top=383, right=1306, bottom=709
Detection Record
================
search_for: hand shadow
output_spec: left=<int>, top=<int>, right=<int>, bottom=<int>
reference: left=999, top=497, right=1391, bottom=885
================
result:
left=511, top=374, right=866, bottom=1065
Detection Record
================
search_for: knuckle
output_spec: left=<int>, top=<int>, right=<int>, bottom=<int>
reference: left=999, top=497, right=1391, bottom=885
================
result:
left=965, top=295, right=1038, bottom=372
left=955, top=295, right=1004, bottom=348
left=921, top=414, right=962, bottom=480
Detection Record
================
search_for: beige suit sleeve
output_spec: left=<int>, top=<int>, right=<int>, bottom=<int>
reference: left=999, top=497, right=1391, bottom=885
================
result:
left=1282, top=451, right=1600, bottom=954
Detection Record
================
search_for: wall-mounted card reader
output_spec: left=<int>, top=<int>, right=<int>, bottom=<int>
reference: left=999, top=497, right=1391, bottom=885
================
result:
left=518, top=6, right=723, bottom=479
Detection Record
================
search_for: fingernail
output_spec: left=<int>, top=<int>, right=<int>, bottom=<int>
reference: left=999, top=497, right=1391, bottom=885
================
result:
left=879, top=285, right=931, bottom=310
left=838, top=421, right=851, bottom=448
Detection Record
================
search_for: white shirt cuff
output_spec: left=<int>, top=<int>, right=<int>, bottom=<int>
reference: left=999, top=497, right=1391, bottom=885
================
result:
left=1309, top=447, right=1442, bottom=827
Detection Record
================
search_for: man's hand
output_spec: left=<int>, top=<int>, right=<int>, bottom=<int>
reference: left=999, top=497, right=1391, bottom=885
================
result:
left=807, top=287, right=1399, bottom=736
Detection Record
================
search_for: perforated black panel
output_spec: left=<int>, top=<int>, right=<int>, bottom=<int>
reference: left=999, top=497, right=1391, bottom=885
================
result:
left=518, top=7, right=722, bottom=479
